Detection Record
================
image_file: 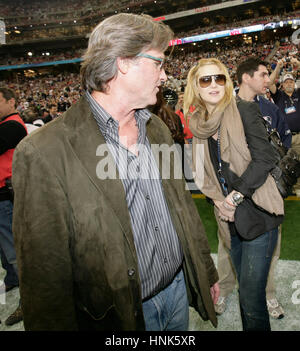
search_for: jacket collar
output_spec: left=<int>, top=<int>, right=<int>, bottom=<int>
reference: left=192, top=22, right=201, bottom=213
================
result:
left=0, top=112, right=20, bottom=123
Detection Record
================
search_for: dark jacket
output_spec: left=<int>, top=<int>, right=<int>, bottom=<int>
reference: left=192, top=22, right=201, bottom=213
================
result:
left=12, top=96, right=218, bottom=331
left=255, top=95, right=292, bottom=149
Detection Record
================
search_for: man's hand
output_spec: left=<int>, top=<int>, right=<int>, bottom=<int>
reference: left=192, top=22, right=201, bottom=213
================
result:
left=269, top=58, right=284, bottom=92
left=210, top=282, right=220, bottom=305
left=277, top=58, right=285, bottom=70
left=290, top=57, right=300, bottom=70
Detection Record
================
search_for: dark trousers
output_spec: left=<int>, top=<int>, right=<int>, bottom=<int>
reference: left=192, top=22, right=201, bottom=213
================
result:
left=0, top=246, right=19, bottom=286
left=0, top=200, right=19, bottom=286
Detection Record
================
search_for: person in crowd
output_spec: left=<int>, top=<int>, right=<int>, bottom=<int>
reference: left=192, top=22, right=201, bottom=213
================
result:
left=265, top=88, right=274, bottom=103
left=174, top=89, right=197, bottom=191
left=12, top=13, right=219, bottom=331
left=39, top=104, right=58, bottom=124
left=184, top=58, right=284, bottom=331
left=162, top=87, right=178, bottom=111
left=149, top=87, right=185, bottom=147
left=175, top=90, right=194, bottom=145
left=39, top=108, right=51, bottom=123
left=149, top=87, right=193, bottom=185
left=0, top=87, right=27, bottom=326
left=237, top=58, right=292, bottom=149
left=213, top=57, right=291, bottom=320
left=269, top=57, right=300, bottom=196
left=21, top=108, right=44, bottom=134
left=44, top=103, right=58, bottom=123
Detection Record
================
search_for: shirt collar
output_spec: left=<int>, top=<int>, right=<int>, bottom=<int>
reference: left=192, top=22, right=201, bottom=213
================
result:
left=85, top=90, right=152, bottom=131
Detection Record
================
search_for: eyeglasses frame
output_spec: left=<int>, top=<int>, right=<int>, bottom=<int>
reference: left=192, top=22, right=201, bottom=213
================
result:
left=136, top=53, right=165, bottom=70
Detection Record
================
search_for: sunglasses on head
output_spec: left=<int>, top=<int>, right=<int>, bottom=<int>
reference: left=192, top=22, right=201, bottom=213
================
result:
left=199, top=74, right=226, bottom=88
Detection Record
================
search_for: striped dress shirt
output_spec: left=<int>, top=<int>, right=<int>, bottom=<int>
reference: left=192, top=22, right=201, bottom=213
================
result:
left=86, top=91, right=183, bottom=300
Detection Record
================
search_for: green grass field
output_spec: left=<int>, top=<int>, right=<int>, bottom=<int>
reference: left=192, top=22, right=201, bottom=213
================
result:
left=193, top=197, right=300, bottom=261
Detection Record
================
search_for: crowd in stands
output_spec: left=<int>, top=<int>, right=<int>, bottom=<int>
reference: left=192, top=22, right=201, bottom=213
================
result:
left=2, top=2, right=299, bottom=45
left=0, top=49, right=85, bottom=67
left=1, top=73, right=82, bottom=120
left=1, top=0, right=154, bottom=27
left=6, top=26, right=91, bottom=44
left=1, top=6, right=299, bottom=66
left=0, top=1, right=299, bottom=122
left=0, top=38, right=298, bottom=123
left=0, top=0, right=223, bottom=20
left=164, top=41, right=299, bottom=89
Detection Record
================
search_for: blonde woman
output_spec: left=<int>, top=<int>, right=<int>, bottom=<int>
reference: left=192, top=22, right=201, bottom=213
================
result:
left=184, top=58, right=284, bottom=331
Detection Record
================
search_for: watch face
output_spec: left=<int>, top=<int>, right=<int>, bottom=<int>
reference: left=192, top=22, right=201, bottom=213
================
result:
left=233, top=192, right=242, bottom=204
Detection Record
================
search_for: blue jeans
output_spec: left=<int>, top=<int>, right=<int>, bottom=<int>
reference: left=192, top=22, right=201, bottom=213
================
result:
left=142, top=269, right=189, bottom=331
left=230, top=228, right=278, bottom=331
left=0, top=200, right=19, bottom=285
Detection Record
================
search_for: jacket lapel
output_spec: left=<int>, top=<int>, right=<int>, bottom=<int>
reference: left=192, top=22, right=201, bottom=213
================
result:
left=64, top=97, right=137, bottom=256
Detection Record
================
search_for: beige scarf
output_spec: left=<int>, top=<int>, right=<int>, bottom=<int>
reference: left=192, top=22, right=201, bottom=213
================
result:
left=189, top=99, right=284, bottom=247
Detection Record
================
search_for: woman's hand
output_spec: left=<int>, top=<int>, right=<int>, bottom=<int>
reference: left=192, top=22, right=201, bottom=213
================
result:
left=214, top=199, right=235, bottom=222
left=214, top=191, right=244, bottom=222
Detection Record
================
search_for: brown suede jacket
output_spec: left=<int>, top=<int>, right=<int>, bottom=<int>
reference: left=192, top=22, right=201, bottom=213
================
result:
left=12, top=95, right=218, bottom=331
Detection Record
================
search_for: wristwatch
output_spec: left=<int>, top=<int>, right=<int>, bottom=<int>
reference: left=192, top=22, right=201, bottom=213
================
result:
left=231, top=192, right=244, bottom=206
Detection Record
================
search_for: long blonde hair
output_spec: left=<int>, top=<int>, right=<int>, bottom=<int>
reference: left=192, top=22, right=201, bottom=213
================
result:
left=183, top=58, right=233, bottom=117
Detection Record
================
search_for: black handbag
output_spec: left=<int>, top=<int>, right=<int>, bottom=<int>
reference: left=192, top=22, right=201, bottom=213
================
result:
left=264, top=124, right=300, bottom=198
left=234, top=197, right=268, bottom=240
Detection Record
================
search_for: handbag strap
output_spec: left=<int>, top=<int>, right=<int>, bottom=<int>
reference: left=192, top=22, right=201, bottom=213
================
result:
left=217, top=127, right=229, bottom=196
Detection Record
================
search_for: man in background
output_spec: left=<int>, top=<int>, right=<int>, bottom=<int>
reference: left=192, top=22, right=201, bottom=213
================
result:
left=0, top=87, right=27, bottom=326
left=269, top=57, right=300, bottom=196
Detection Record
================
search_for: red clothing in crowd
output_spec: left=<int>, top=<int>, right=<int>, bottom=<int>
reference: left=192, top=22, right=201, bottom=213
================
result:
left=176, top=107, right=195, bottom=141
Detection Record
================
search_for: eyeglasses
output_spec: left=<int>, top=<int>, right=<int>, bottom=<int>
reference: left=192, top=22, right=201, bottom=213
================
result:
left=136, top=53, right=165, bottom=70
left=199, top=74, right=226, bottom=88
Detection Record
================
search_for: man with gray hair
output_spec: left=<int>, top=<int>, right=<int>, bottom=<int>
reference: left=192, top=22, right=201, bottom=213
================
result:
left=12, top=13, right=219, bottom=331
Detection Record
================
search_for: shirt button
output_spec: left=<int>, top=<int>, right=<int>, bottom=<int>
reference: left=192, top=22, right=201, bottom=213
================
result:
left=164, top=258, right=168, bottom=263
left=146, top=195, right=150, bottom=200
left=128, top=269, right=135, bottom=277
left=154, top=226, right=159, bottom=231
